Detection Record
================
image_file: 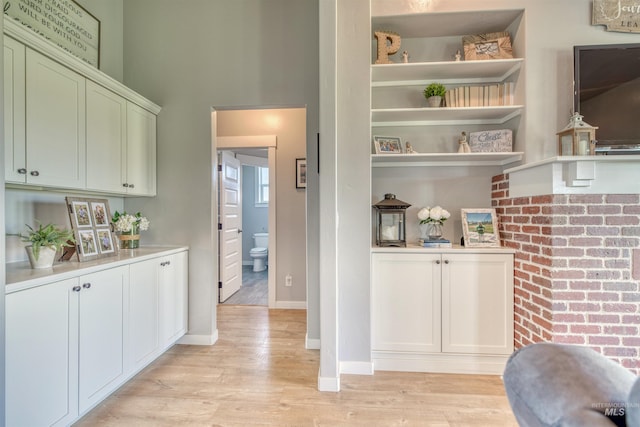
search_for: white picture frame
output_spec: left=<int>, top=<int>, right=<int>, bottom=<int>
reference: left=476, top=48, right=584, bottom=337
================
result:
left=461, top=208, right=500, bottom=247
left=373, top=136, right=403, bottom=154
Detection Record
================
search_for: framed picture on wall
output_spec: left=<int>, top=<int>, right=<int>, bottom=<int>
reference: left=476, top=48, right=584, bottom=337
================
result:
left=296, top=158, right=307, bottom=189
left=461, top=208, right=500, bottom=247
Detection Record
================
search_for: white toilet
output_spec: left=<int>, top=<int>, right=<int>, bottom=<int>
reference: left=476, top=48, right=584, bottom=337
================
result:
left=250, top=232, right=268, bottom=272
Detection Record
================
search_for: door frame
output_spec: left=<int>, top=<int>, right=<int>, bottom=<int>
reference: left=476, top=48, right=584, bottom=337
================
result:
left=217, top=136, right=277, bottom=308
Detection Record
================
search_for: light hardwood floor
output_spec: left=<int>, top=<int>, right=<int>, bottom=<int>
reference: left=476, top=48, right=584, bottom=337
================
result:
left=75, top=305, right=518, bottom=426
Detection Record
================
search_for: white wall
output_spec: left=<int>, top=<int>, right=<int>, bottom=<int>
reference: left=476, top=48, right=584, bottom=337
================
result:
left=217, top=108, right=307, bottom=303
left=1, top=1, right=6, bottom=419
left=121, top=0, right=319, bottom=341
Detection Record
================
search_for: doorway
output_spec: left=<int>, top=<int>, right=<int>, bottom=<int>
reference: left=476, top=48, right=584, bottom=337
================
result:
left=220, top=150, right=270, bottom=306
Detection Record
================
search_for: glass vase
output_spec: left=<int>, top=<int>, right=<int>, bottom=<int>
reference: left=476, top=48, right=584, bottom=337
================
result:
left=427, top=222, right=443, bottom=240
left=118, top=223, right=140, bottom=249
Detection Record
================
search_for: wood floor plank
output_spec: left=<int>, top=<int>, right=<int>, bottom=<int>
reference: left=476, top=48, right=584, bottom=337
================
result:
left=75, top=305, right=517, bottom=426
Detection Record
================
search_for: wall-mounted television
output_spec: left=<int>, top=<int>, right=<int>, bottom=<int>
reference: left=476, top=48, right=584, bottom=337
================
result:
left=574, top=43, right=640, bottom=154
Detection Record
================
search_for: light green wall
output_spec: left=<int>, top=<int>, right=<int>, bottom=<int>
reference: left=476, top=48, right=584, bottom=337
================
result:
left=121, top=0, right=319, bottom=339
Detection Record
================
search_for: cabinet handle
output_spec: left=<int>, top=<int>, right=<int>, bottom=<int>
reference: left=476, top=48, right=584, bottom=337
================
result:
left=82, top=283, right=91, bottom=289
left=166, top=260, right=171, bottom=266
left=435, top=260, right=441, bottom=265
left=129, top=183, right=135, bottom=189
left=444, top=260, right=449, bottom=264
left=122, top=183, right=129, bottom=188
left=160, top=261, right=166, bottom=266
left=30, top=170, right=40, bottom=176
left=72, top=285, right=81, bottom=292
left=17, top=168, right=27, bottom=174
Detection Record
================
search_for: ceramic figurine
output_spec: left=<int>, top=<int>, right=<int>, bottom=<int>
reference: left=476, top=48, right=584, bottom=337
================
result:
left=402, top=50, right=409, bottom=63
left=405, top=141, right=418, bottom=154
left=458, top=131, right=471, bottom=153
left=455, top=50, right=462, bottom=61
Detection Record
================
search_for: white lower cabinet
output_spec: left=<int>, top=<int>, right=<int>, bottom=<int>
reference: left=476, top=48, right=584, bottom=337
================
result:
left=5, top=249, right=189, bottom=427
left=77, top=267, right=128, bottom=414
left=6, top=278, right=78, bottom=427
left=371, top=250, right=514, bottom=374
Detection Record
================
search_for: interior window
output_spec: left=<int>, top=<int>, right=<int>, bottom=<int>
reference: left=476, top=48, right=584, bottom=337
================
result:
left=255, top=166, right=269, bottom=206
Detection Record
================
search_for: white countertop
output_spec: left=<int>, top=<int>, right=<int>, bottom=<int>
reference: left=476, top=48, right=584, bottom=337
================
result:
left=371, top=244, right=516, bottom=254
left=6, top=246, right=188, bottom=293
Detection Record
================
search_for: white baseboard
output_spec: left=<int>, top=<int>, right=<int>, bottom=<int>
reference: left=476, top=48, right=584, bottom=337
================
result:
left=372, top=351, right=509, bottom=375
left=306, top=334, right=320, bottom=350
left=274, top=300, right=306, bottom=309
left=340, top=361, right=374, bottom=375
left=177, top=329, right=219, bottom=346
left=317, top=372, right=340, bottom=392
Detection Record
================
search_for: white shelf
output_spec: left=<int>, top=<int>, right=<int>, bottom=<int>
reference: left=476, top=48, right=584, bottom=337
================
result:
left=372, top=59, right=523, bottom=87
left=372, top=106, right=523, bottom=126
left=372, top=9, right=524, bottom=38
left=371, top=152, right=523, bottom=167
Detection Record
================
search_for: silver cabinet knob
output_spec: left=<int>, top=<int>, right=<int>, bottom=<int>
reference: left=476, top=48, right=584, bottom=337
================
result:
left=444, top=260, right=449, bottom=264
left=122, top=183, right=129, bottom=188
left=72, top=285, right=81, bottom=292
left=17, top=168, right=27, bottom=174
left=128, top=183, right=135, bottom=189
left=435, top=260, right=441, bottom=265
left=82, top=283, right=91, bottom=289
left=30, top=170, right=40, bottom=176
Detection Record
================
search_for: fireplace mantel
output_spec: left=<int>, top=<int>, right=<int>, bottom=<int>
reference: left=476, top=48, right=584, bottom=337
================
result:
left=504, top=156, right=640, bottom=198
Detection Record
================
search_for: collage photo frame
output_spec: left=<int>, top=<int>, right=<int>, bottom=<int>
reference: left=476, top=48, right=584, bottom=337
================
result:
left=65, top=197, right=118, bottom=262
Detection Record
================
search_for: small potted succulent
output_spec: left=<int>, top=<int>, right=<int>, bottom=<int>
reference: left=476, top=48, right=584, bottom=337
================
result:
left=424, top=83, right=447, bottom=108
left=21, top=222, right=75, bottom=269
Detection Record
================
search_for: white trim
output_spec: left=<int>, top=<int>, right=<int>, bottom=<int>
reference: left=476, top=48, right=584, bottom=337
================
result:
left=372, top=351, right=509, bottom=375
left=217, top=135, right=277, bottom=149
left=306, top=334, right=321, bottom=350
left=267, top=147, right=277, bottom=309
left=237, top=154, right=268, bottom=168
left=177, top=330, right=219, bottom=346
left=274, top=300, right=306, bottom=309
left=318, top=371, right=340, bottom=392
left=340, top=361, right=374, bottom=375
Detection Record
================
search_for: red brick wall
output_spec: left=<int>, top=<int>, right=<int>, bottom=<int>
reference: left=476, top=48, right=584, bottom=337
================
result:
left=492, top=174, right=640, bottom=373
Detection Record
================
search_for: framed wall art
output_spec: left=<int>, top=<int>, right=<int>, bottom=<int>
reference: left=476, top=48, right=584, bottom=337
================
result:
left=66, top=197, right=118, bottom=261
left=296, top=158, right=307, bottom=189
left=373, top=136, right=403, bottom=154
left=461, top=208, right=500, bottom=247
left=462, top=32, right=513, bottom=60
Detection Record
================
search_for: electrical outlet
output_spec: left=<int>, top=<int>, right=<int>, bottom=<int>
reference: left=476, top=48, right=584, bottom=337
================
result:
left=285, top=275, right=292, bottom=287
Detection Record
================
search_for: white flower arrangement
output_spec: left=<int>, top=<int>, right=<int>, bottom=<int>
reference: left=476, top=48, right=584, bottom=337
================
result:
left=112, top=211, right=150, bottom=233
left=417, top=205, right=451, bottom=225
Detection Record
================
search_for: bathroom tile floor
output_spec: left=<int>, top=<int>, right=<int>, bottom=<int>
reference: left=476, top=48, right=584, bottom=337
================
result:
left=223, top=265, right=268, bottom=305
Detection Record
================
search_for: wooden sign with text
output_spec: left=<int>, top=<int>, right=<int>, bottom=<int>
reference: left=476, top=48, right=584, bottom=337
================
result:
left=4, top=0, right=100, bottom=67
left=593, top=0, right=640, bottom=33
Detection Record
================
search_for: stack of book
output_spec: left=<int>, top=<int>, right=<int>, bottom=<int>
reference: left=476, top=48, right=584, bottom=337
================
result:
left=419, top=238, right=452, bottom=248
left=444, top=82, right=515, bottom=108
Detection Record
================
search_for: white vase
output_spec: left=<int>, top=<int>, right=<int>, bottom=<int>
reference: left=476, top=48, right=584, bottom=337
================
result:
left=25, top=245, right=57, bottom=269
left=427, top=96, right=442, bottom=108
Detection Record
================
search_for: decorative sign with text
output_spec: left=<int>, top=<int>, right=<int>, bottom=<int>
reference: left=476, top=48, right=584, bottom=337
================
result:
left=4, top=0, right=100, bottom=67
left=593, top=0, right=640, bottom=33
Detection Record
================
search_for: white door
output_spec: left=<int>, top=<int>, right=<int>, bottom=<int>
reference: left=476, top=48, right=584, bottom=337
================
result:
left=219, top=151, right=243, bottom=302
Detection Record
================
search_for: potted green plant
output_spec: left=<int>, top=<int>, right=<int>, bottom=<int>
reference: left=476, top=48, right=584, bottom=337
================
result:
left=21, top=222, right=75, bottom=269
left=424, top=83, right=446, bottom=107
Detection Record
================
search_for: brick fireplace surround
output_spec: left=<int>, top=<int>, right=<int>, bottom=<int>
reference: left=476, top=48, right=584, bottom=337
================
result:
left=492, top=173, right=640, bottom=373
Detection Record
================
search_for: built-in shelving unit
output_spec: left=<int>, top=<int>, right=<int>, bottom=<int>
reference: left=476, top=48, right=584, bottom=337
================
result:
left=371, top=152, right=523, bottom=167
left=372, top=106, right=523, bottom=127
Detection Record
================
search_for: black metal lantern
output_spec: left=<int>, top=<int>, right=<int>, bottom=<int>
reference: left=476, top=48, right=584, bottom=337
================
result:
left=373, top=193, right=411, bottom=247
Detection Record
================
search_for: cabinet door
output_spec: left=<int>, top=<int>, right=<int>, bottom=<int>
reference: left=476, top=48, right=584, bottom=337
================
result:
left=4, top=37, right=26, bottom=184
left=86, top=80, right=127, bottom=193
left=6, top=279, right=79, bottom=427
left=442, top=253, right=514, bottom=355
left=26, top=48, right=86, bottom=188
left=77, top=267, right=128, bottom=414
left=126, top=102, right=157, bottom=196
left=371, top=252, right=441, bottom=353
left=129, top=258, right=160, bottom=371
left=159, top=251, right=189, bottom=348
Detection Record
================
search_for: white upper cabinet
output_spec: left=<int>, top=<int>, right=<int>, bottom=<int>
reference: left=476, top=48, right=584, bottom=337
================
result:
left=126, top=102, right=157, bottom=196
left=86, top=80, right=127, bottom=193
left=3, top=20, right=160, bottom=195
left=26, top=48, right=87, bottom=189
left=4, top=36, right=26, bottom=184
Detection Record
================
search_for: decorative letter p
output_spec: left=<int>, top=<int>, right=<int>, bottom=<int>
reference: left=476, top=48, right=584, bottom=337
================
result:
left=374, top=31, right=401, bottom=64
